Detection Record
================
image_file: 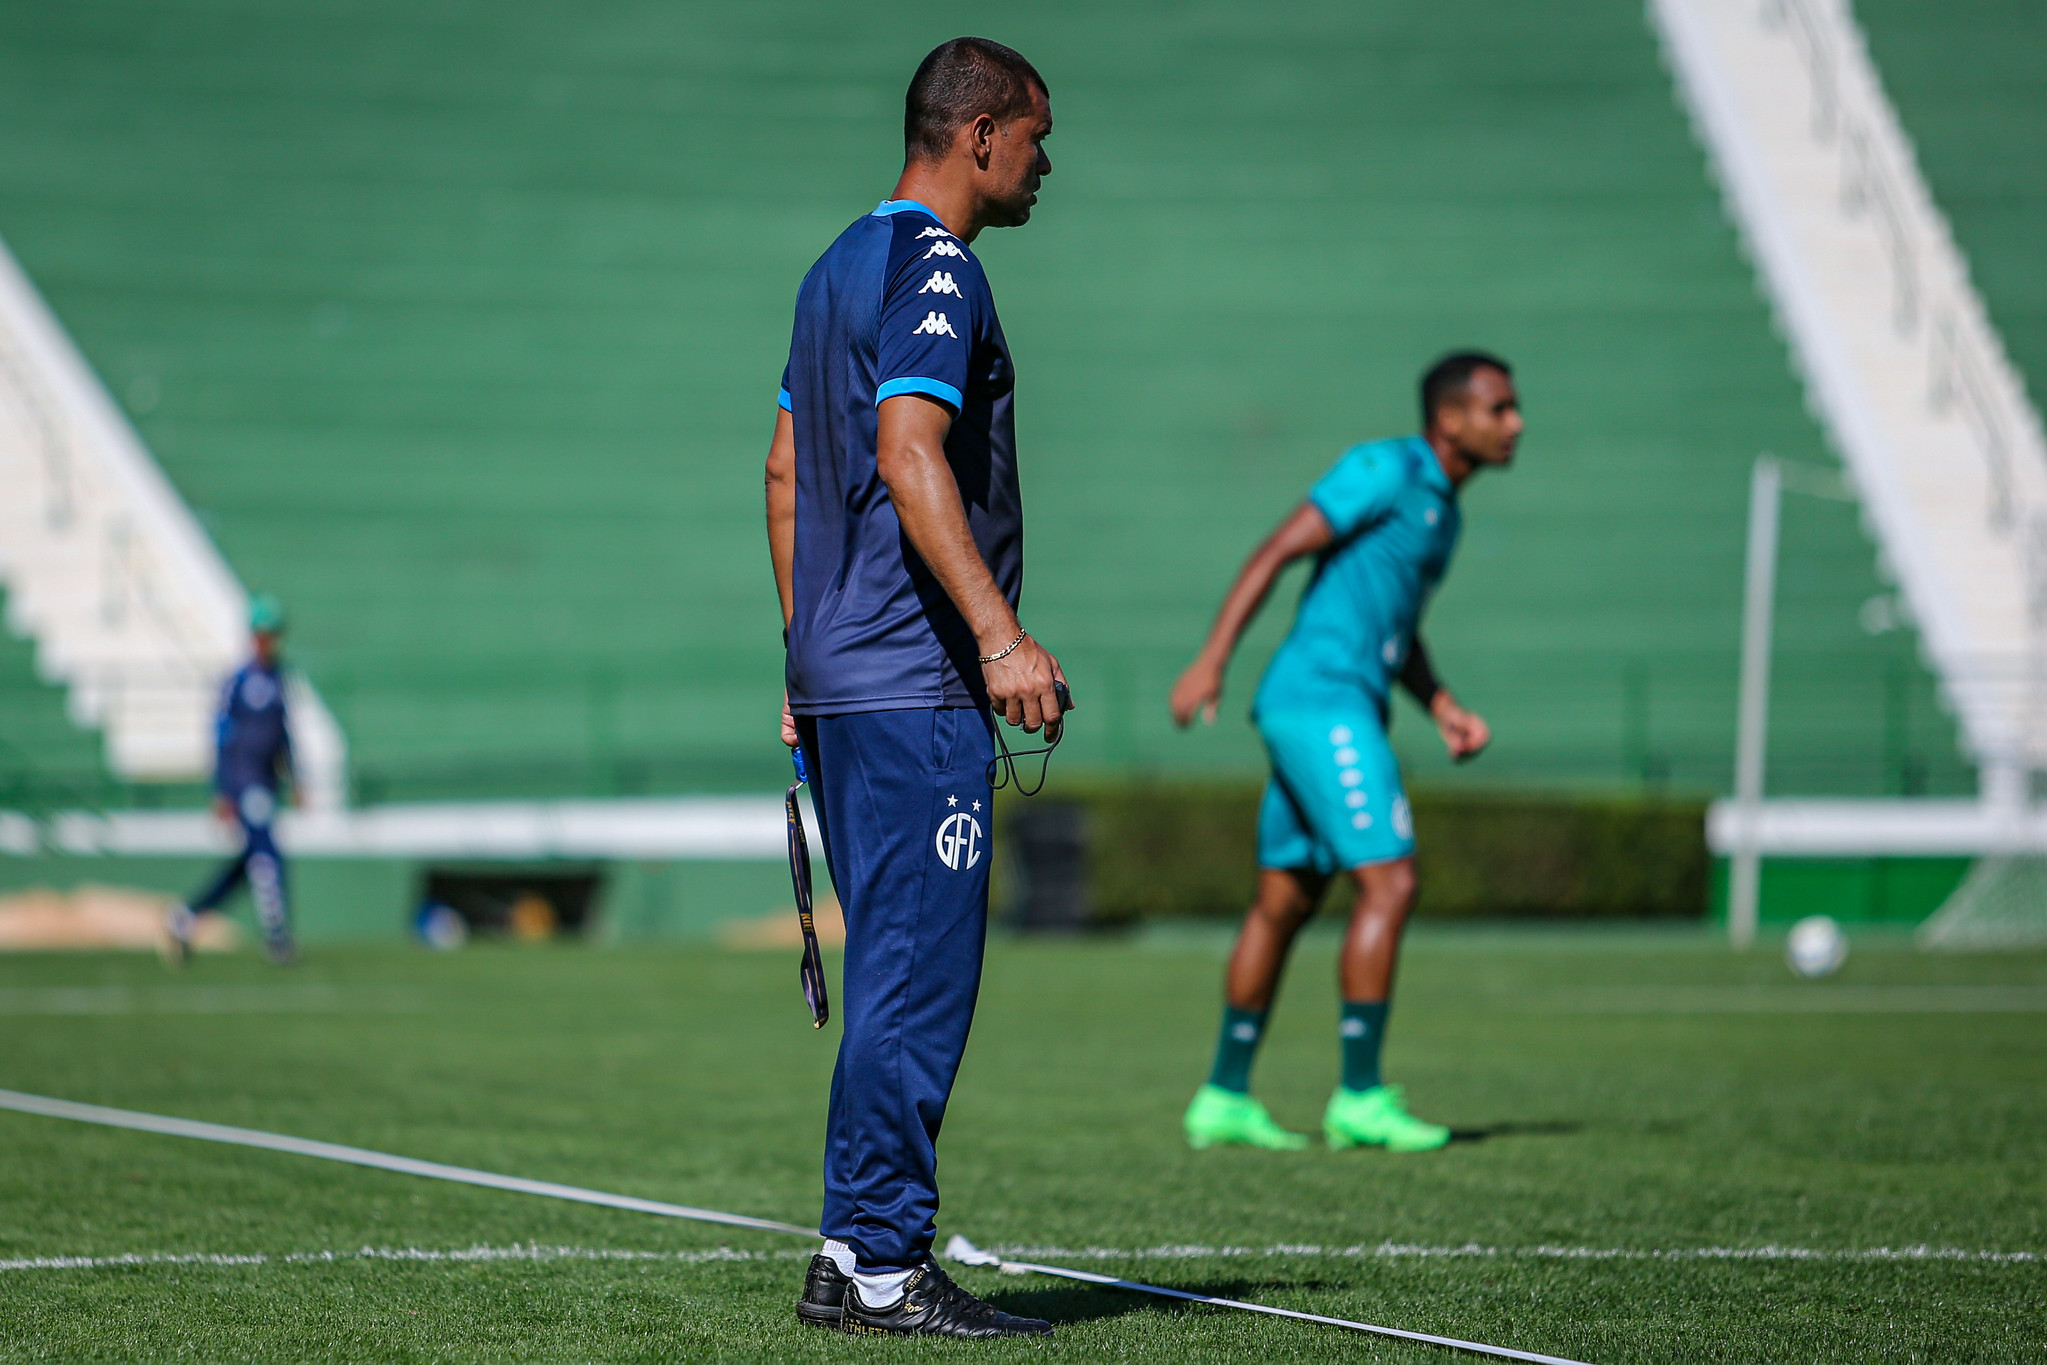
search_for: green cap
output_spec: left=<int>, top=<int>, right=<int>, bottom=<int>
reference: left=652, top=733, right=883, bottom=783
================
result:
left=248, top=593, right=286, bottom=634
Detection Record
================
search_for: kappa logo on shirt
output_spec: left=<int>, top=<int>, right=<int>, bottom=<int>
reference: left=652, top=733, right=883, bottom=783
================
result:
left=916, top=225, right=954, bottom=240
left=917, top=270, right=963, bottom=298
left=911, top=311, right=958, bottom=338
left=922, top=238, right=966, bottom=260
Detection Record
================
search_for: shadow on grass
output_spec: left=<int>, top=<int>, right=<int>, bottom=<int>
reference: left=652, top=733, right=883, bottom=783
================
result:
left=983, top=1275, right=1369, bottom=1328
left=1447, top=1119, right=1584, bottom=1144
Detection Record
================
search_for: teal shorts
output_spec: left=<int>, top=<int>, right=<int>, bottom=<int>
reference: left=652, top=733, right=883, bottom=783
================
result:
left=1256, top=709, right=1414, bottom=873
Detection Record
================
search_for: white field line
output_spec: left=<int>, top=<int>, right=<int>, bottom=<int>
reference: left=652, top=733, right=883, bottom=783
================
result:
left=4, top=1241, right=2038, bottom=1276
left=1519, top=986, right=2047, bottom=1014
left=0, top=985, right=423, bottom=1016
left=0, top=1245, right=815, bottom=1273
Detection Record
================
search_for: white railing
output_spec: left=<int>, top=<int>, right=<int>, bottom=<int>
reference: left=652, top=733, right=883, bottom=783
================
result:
left=0, top=235, right=348, bottom=808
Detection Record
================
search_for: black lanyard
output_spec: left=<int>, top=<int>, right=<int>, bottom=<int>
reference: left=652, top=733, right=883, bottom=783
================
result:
left=986, top=679, right=1074, bottom=797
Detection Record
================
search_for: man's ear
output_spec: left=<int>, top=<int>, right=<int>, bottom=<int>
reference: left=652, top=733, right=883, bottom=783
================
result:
left=968, top=113, right=997, bottom=169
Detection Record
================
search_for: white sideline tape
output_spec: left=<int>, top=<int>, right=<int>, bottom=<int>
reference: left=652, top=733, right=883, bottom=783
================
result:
left=984, top=1241, right=2047, bottom=1264
left=0, top=1088, right=812, bottom=1237
left=947, top=1235, right=1592, bottom=1365
left=0, top=1088, right=1584, bottom=1362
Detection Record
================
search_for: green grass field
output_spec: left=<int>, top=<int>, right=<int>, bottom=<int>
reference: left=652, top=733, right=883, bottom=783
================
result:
left=1, top=930, right=2043, bottom=1362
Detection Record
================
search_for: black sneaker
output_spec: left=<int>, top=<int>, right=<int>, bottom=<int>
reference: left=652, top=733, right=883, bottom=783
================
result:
left=841, top=1260, right=1053, bottom=1339
left=795, top=1254, right=847, bottom=1329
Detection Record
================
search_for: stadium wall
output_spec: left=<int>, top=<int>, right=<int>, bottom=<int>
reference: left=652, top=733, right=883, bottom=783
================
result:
left=0, top=0, right=1981, bottom=808
left=3, top=1, right=2039, bottom=936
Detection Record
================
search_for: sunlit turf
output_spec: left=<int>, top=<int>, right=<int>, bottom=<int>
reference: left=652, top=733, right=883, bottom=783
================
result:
left=1, top=928, right=2043, bottom=1362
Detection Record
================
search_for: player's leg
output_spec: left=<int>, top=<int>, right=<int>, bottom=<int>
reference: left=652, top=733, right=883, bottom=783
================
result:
left=805, top=707, right=1050, bottom=1338
left=242, top=797, right=295, bottom=965
left=1185, top=864, right=1323, bottom=1150
left=1184, top=760, right=1330, bottom=1150
left=167, top=824, right=253, bottom=965
left=788, top=716, right=853, bottom=1329
left=1318, top=727, right=1449, bottom=1152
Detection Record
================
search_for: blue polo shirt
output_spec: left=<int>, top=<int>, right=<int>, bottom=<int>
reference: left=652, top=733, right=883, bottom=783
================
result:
left=779, top=200, right=1021, bottom=715
left=1253, top=436, right=1462, bottom=717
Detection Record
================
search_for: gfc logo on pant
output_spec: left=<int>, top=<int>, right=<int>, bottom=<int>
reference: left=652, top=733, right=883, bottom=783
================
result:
left=934, top=811, right=983, bottom=871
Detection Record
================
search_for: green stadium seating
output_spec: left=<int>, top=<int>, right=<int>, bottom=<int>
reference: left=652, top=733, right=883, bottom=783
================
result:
left=0, top=0, right=2018, bottom=806
left=0, top=590, right=110, bottom=809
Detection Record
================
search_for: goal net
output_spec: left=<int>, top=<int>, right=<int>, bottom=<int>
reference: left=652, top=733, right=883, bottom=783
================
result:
left=1917, top=857, right=2047, bottom=950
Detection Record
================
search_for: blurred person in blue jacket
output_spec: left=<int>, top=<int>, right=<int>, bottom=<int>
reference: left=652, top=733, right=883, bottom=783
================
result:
left=166, top=594, right=297, bottom=965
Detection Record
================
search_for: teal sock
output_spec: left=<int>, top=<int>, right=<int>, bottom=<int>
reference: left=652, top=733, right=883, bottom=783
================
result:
left=1339, top=1000, right=1390, bottom=1092
left=1207, top=1005, right=1268, bottom=1094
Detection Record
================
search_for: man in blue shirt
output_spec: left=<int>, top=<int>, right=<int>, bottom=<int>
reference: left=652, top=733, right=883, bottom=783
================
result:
left=167, top=593, right=297, bottom=966
left=765, top=38, right=1064, bottom=1339
left=1170, top=353, right=1522, bottom=1153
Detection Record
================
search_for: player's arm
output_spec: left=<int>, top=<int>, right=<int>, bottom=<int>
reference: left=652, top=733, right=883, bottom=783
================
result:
left=1170, top=501, right=1333, bottom=727
left=211, top=678, right=236, bottom=823
left=276, top=694, right=298, bottom=805
left=1400, top=633, right=1489, bottom=761
left=876, top=394, right=1064, bottom=733
left=764, top=405, right=799, bottom=746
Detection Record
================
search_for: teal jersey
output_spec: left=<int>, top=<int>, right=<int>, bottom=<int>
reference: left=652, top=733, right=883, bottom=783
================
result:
left=1253, top=436, right=1460, bottom=716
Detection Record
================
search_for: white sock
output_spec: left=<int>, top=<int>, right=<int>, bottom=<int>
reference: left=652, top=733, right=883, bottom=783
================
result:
left=851, top=1264, right=915, bottom=1307
left=820, top=1239, right=856, bottom=1277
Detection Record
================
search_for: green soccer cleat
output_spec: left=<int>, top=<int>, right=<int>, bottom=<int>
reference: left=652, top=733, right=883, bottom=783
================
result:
left=1183, top=1084, right=1309, bottom=1151
left=1323, top=1084, right=1451, bottom=1153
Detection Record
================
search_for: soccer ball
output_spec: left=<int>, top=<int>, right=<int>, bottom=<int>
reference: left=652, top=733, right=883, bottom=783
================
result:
left=1786, top=915, right=1847, bottom=979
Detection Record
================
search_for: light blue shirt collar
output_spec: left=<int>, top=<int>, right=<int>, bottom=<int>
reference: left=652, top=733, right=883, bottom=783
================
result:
left=872, top=198, right=944, bottom=222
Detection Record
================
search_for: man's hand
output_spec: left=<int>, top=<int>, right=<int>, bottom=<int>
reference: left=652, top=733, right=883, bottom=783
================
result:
left=982, top=638, right=1064, bottom=736
left=781, top=692, right=799, bottom=749
left=1431, top=691, right=1490, bottom=762
left=984, top=634, right=1064, bottom=733
left=1170, top=655, right=1224, bottom=727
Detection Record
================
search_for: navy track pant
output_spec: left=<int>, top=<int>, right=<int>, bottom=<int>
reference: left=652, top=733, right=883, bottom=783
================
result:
left=796, top=706, right=995, bottom=1272
left=188, top=787, right=291, bottom=944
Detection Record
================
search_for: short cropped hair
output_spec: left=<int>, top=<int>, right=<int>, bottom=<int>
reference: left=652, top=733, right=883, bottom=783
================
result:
left=1420, top=351, right=1512, bottom=427
left=904, top=37, right=1047, bottom=163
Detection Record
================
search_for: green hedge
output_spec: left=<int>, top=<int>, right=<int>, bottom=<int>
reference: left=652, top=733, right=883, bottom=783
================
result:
left=1002, top=782, right=1708, bottom=924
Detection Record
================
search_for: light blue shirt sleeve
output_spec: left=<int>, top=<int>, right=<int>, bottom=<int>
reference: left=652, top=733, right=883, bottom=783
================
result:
left=1308, top=444, right=1405, bottom=540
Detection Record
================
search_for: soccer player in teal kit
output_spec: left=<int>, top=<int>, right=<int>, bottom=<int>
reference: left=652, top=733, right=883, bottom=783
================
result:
left=1169, top=353, right=1522, bottom=1152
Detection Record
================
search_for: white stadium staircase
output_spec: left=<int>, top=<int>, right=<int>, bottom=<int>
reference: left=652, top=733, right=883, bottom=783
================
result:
left=0, top=230, right=809, bottom=862
left=1653, top=0, right=2047, bottom=943
left=0, top=231, right=798, bottom=861
left=0, top=234, right=349, bottom=811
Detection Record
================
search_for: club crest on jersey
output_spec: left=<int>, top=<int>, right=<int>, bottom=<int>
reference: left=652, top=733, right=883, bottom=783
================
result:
left=922, top=238, right=965, bottom=260
left=911, top=311, right=958, bottom=338
left=935, top=809, right=983, bottom=871
left=918, top=270, right=963, bottom=298
left=240, top=672, right=278, bottom=709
